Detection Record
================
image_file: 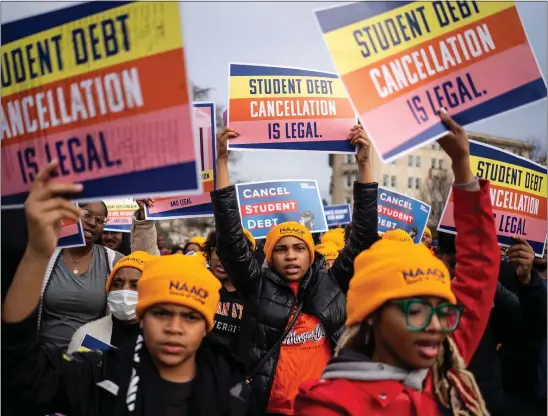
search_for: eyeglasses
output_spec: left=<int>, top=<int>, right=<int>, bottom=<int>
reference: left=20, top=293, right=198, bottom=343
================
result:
left=82, top=209, right=108, bottom=225
left=390, top=299, right=463, bottom=333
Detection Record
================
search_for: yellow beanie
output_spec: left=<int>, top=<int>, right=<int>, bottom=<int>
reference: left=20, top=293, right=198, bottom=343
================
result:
left=136, top=254, right=221, bottom=331
left=383, top=229, right=414, bottom=243
left=264, top=222, right=315, bottom=265
left=243, top=228, right=256, bottom=251
left=316, top=242, right=339, bottom=261
left=189, top=236, right=206, bottom=247
left=423, top=227, right=432, bottom=238
left=321, top=229, right=345, bottom=251
left=106, top=251, right=152, bottom=291
left=346, top=239, right=455, bottom=326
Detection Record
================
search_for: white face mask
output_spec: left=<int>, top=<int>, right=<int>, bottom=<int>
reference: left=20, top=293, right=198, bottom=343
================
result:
left=107, top=290, right=138, bottom=321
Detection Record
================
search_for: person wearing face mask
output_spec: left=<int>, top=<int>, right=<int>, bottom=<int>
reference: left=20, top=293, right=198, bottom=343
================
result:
left=67, top=251, right=151, bottom=354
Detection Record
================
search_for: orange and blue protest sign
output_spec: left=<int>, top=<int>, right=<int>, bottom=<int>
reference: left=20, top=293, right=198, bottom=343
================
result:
left=236, top=179, right=328, bottom=239
left=315, top=1, right=547, bottom=162
left=438, top=140, right=547, bottom=256
left=378, top=187, right=431, bottom=244
left=227, top=63, right=356, bottom=153
left=58, top=215, right=85, bottom=248
left=145, top=103, right=216, bottom=220
left=1, top=1, right=201, bottom=208
left=103, top=198, right=139, bottom=233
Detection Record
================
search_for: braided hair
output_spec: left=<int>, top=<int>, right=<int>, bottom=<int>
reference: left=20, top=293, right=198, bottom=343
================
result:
left=335, top=323, right=489, bottom=416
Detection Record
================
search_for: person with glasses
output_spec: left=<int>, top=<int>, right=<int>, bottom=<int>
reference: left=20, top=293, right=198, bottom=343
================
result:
left=39, top=200, right=124, bottom=350
left=296, top=111, right=500, bottom=415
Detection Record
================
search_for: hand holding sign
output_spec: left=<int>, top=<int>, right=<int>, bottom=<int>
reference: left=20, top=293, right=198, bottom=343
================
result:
left=349, top=124, right=371, bottom=166
left=507, top=236, right=535, bottom=285
left=24, top=160, right=84, bottom=260
left=216, top=127, right=240, bottom=160
left=437, top=110, right=475, bottom=185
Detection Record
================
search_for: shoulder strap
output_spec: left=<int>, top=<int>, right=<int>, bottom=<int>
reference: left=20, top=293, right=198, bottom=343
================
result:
left=246, top=302, right=304, bottom=383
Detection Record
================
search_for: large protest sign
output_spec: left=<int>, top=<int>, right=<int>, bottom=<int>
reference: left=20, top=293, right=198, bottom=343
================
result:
left=315, top=2, right=547, bottom=162
left=227, top=63, right=356, bottom=153
left=378, top=187, right=431, bottom=244
left=78, top=334, right=114, bottom=353
left=103, top=198, right=139, bottom=233
left=1, top=1, right=201, bottom=208
left=58, top=216, right=85, bottom=248
left=236, top=179, right=328, bottom=239
left=145, top=102, right=216, bottom=220
left=438, top=140, right=547, bottom=256
left=324, top=203, right=352, bottom=227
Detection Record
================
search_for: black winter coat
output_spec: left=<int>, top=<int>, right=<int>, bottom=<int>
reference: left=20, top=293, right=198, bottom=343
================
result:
left=210, top=181, right=379, bottom=412
left=2, top=309, right=245, bottom=416
left=467, top=262, right=547, bottom=415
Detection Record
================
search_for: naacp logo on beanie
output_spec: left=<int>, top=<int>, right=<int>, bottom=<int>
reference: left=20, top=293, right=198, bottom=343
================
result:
left=401, top=267, right=448, bottom=285
left=168, top=281, right=209, bottom=304
left=279, top=226, right=306, bottom=237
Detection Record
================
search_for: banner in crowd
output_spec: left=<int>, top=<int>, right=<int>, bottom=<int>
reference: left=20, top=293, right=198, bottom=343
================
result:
left=236, top=179, right=328, bottom=239
left=315, top=2, right=547, bottom=162
left=103, top=198, right=139, bottom=233
left=438, top=140, right=547, bottom=256
left=227, top=63, right=356, bottom=153
left=145, top=102, right=216, bottom=220
left=324, top=203, right=352, bottom=227
left=78, top=334, right=114, bottom=353
left=1, top=1, right=202, bottom=208
left=58, top=216, right=85, bottom=248
left=378, top=187, right=431, bottom=244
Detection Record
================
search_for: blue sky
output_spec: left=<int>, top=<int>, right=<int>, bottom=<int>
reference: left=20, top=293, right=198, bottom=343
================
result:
left=3, top=1, right=547, bottom=200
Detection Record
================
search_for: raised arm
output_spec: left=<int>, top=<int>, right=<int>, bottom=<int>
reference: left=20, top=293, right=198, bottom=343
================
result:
left=437, top=111, right=500, bottom=365
left=2, top=160, right=99, bottom=414
left=331, top=125, right=379, bottom=294
left=130, top=199, right=160, bottom=256
left=210, top=128, right=261, bottom=295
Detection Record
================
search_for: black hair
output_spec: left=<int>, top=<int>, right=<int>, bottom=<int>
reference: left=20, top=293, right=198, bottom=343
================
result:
left=80, top=201, right=108, bottom=216
left=171, top=245, right=184, bottom=254
left=437, top=231, right=456, bottom=256
left=203, top=230, right=255, bottom=263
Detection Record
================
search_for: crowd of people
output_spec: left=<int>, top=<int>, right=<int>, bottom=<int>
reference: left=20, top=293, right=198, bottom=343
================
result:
left=1, top=112, right=546, bottom=416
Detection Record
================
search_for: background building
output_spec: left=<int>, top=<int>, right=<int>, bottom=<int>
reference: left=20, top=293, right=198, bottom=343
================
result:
left=329, top=133, right=534, bottom=227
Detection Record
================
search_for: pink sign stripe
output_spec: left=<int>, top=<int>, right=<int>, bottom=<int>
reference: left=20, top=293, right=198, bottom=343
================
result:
left=442, top=202, right=546, bottom=242
left=230, top=117, right=356, bottom=145
left=60, top=223, right=78, bottom=238
left=149, top=193, right=211, bottom=213
left=360, top=44, right=541, bottom=155
left=2, top=105, right=193, bottom=196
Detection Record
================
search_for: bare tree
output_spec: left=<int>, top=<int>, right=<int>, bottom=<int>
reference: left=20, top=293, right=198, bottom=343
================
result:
left=420, top=169, right=454, bottom=228
left=526, top=138, right=547, bottom=166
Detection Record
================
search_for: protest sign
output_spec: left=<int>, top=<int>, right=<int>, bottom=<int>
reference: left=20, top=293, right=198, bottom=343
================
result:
left=227, top=63, right=356, bottom=153
left=145, top=102, right=216, bottom=220
left=236, top=179, right=328, bottom=239
left=78, top=334, right=114, bottom=353
left=315, top=2, right=547, bottom=162
left=103, top=198, right=139, bottom=233
left=438, top=140, right=547, bottom=256
left=58, top=216, right=85, bottom=248
left=378, top=187, right=431, bottom=244
left=1, top=1, right=201, bottom=209
left=324, top=203, right=352, bottom=227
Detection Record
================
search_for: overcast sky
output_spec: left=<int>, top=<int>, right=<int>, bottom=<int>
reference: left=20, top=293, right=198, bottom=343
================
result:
left=2, top=1, right=547, bottom=200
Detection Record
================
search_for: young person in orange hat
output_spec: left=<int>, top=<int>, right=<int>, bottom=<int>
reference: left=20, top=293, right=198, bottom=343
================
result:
left=212, top=124, right=380, bottom=415
left=67, top=250, right=152, bottom=354
left=295, top=111, right=500, bottom=416
left=2, top=161, right=245, bottom=416
left=315, top=242, right=339, bottom=269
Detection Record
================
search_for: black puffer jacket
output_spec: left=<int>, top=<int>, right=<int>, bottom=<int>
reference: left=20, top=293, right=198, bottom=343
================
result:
left=211, top=181, right=378, bottom=412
